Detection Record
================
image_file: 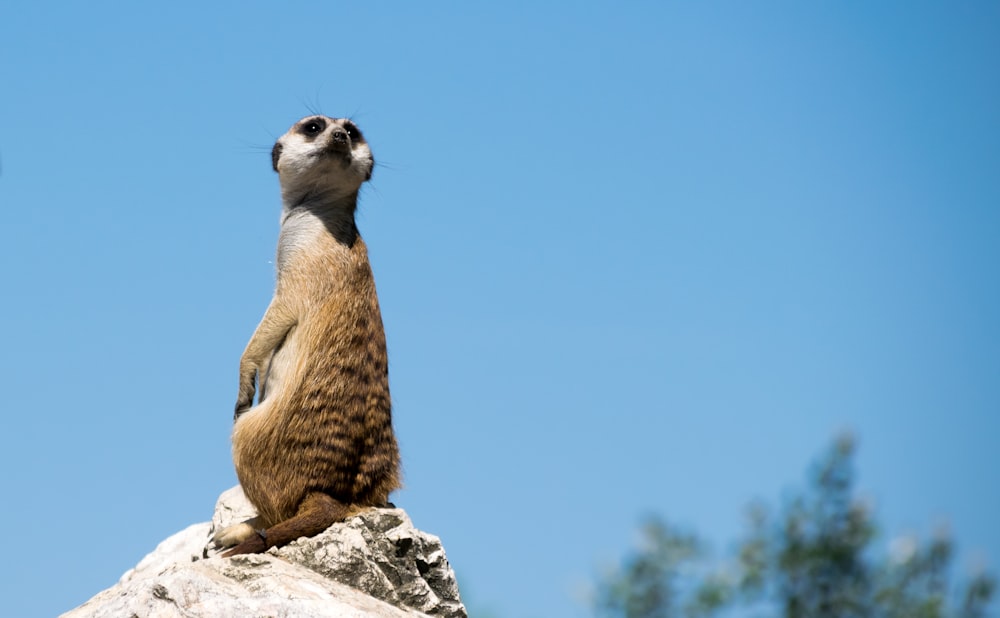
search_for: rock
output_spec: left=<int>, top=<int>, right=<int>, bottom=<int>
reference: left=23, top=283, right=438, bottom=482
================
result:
left=116, top=522, right=212, bottom=586
left=63, top=487, right=467, bottom=618
left=210, top=485, right=258, bottom=533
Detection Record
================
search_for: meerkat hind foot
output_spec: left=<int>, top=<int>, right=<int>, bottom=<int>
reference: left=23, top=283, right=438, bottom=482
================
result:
left=212, top=518, right=261, bottom=549
left=222, top=492, right=351, bottom=557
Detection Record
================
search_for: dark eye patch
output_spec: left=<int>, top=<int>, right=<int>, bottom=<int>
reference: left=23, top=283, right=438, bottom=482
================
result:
left=343, top=121, right=363, bottom=142
left=299, top=117, right=327, bottom=138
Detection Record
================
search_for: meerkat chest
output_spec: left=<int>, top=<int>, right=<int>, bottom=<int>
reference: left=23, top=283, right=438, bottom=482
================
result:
left=275, top=211, right=339, bottom=271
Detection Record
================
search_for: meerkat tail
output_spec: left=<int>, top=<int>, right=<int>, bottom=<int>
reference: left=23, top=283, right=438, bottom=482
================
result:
left=221, top=492, right=352, bottom=557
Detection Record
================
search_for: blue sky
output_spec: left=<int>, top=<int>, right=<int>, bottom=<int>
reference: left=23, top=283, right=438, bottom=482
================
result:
left=1, top=2, right=997, bottom=617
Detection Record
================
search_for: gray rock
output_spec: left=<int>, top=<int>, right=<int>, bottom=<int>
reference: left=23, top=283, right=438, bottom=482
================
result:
left=210, top=484, right=258, bottom=533
left=63, top=487, right=467, bottom=618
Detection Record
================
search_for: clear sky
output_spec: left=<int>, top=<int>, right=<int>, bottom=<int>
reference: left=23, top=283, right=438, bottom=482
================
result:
left=1, top=3, right=997, bottom=617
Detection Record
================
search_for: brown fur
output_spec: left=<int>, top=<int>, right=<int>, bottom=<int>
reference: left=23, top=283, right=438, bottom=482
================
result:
left=217, top=116, right=400, bottom=556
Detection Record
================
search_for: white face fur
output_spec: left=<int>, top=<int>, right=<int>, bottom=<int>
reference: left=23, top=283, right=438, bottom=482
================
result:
left=271, top=116, right=374, bottom=202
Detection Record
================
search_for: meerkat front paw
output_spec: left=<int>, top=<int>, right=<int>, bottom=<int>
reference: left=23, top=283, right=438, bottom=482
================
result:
left=212, top=521, right=258, bottom=549
left=234, top=399, right=252, bottom=417
left=235, top=374, right=257, bottom=416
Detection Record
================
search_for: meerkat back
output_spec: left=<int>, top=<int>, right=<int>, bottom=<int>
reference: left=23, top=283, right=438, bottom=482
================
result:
left=213, top=116, right=401, bottom=557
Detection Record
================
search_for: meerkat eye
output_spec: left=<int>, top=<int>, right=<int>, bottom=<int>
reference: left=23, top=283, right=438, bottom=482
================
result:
left=300, top=118, right=327, bottom=136
left=344, top=122, right=361, bottom=141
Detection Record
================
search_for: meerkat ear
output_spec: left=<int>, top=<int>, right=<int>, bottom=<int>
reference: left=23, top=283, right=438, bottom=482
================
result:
left=271, top=142, right=283, bottom=172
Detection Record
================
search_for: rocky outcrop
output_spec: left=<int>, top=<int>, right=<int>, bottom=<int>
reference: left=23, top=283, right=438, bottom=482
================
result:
left=63, top=487, right=466, bottom=618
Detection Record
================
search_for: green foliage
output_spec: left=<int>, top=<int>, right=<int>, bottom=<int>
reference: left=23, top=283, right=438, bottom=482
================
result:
left=594, top=520, right=727, bottom=618
left=593, top=434, right=995, bottom=618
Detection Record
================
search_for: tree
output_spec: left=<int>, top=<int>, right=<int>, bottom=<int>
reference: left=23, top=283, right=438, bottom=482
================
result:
left=593, top=434, right=995, bottom=618
left=593, top=519, right=723, bottom=618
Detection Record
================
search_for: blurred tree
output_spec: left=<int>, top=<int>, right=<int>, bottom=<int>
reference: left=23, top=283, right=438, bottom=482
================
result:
left=593, top=434, right=995, bottom=618
left=593, top=519, right=726, bottom=618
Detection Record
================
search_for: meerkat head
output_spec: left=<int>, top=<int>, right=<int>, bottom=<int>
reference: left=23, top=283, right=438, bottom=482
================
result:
left=270, top=116, right=374, bottom=203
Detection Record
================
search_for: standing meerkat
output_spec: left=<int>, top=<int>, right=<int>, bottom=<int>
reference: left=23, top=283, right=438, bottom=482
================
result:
left=213, top=115, right=400, bottom=557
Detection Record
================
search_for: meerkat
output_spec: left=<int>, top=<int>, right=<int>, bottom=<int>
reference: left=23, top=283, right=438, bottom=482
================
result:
left=212, top=115, right=400, bottom=557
